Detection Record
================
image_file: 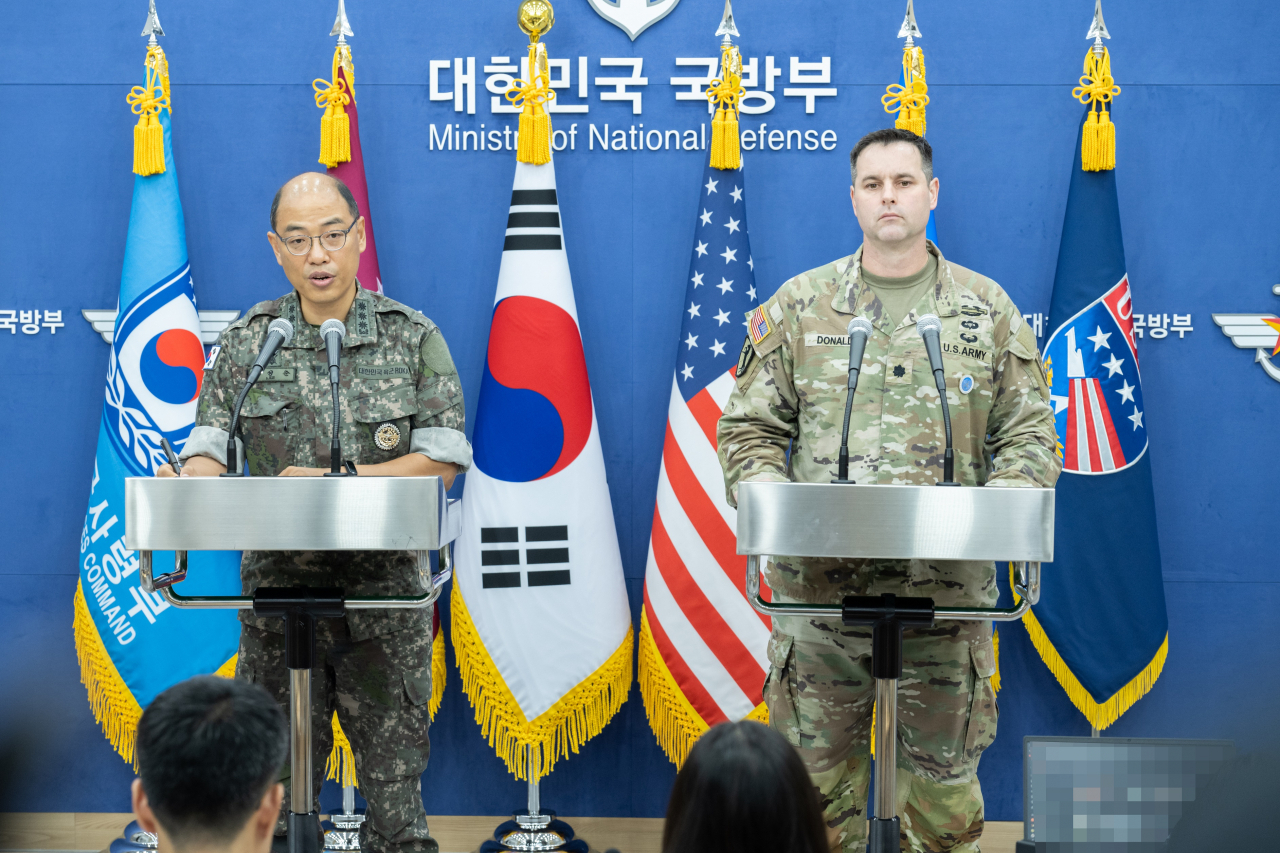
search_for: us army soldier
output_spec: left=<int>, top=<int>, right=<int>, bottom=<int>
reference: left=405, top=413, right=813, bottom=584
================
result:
left=159, top=173, right=470, bottom=853
left=718, top=129, right=1060, bottom=853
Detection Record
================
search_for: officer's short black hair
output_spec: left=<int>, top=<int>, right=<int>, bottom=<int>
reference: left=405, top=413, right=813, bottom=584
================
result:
left=136, top=676, right=287, bottom=845
left=270, top=173, right=360, bottom=231
left=850, top=128, right=933, bottom=184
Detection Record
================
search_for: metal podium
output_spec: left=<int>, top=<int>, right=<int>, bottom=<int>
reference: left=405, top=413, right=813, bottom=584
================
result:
left=125, top=476, right=460, bottom=853
left=736, top=481, right=1054, bottom=853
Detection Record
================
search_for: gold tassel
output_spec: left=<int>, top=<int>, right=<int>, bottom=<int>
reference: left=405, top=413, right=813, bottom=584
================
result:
left=706, top=42, right=743, bottom=170
left=882, top=45, right=929, bottom=138
left=1073, top=47, right=1120, bottom=171
left=74, top=582, right=144, bottom=768
left=313, top=45, right=353, bottom=169
left=507, top=43, right=555, bottom=165
left=126, top=46, right=170, bottom=177
left=450, top=583, right=631, bottom=781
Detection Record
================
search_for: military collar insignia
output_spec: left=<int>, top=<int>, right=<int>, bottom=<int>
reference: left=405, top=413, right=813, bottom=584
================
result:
left=276, top=288, right=379, bottom=349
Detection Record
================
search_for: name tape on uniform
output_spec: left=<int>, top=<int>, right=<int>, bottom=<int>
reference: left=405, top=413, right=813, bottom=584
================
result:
left=356, top=365, right=412, bottom=380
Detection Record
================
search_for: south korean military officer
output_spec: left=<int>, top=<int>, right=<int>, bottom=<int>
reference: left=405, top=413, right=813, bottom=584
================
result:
left=717, top=129, right=1061, bottom=853
left=158, top=173, right=471, bottom=853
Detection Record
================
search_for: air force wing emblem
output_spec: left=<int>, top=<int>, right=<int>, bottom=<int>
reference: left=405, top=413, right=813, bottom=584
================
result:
left=586, top=0, right=680, bottom=40
left=83, top=309, right=240, bottom=345
left=1044, top=275, right=1147, bottom=475
left=1212, top=285, right=1280, bottom=383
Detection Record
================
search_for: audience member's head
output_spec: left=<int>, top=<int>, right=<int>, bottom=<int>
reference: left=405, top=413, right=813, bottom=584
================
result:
left=132, top=676, right=287, bottom=853
left=661, top=720, right=829, bottom=853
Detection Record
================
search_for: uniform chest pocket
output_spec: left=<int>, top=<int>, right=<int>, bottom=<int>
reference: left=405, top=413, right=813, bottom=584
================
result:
left=238, top=394, right=310, bottom=474
left=351, top=385, right=415, bottom=462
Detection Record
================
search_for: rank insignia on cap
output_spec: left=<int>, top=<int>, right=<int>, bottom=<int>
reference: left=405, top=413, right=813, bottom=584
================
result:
left=374, top=422, right=401, bottom=451
left=747, top=305, right=773, bottom=346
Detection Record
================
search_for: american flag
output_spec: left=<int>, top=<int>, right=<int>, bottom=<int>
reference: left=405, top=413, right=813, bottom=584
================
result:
left=639, top=163, right=771, bottom=763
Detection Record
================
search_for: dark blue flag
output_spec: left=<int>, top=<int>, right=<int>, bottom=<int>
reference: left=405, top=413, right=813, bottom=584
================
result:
left=1030, top=110, right=1169, bottom=729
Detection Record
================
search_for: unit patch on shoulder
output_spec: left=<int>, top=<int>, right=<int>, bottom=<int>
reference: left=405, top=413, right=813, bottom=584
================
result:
left=204, top=345, right=221, bottom=370
left=747, top=305, right=774, bottom=346
left=736, top=336, right=755, bottom=378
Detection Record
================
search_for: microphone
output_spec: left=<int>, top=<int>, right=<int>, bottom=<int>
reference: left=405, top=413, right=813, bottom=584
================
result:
left=319, top=319, right=348, bottom=476
left=915, top=314, right=958, bottom=486
left=835, top=317, right=874, bottom=483
left=224, top=318, right=294, bottom=477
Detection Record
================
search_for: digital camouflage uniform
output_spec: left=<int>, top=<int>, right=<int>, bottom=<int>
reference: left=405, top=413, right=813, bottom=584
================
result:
left=181, top=287, right=472, bottom=853
left=717, top=243, right=1060, bottom=853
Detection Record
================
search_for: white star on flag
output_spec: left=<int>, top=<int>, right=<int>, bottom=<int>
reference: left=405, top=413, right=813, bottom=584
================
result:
left=681, top=363, right=694, bottom=381
left=1103, top=353, right=1125, bottom=377
left=710, top=340, right=726, bottom=356
left=748, top=257, right=754, bottom=271
left=730, top=185, right=743, bottom=202
left=1128, top=408, right=1144, bottom=430
left=705, top=178, right=718, bottom=194
left=1088, top=326, right=1112, bottom=351
left=695, top=241, right=708, bottom=257
left=700, top=209, right=713, bottom=226
left=714, top=309, right=731, bottom=326
left=691, top=272, right=704, bottom=287
left=724, top=217, right=741, bottom=234
left=687, top=302, right=700, bottom=318
left=747, top=285, right=757, bottom=300
left=717, top=278, right=734, bottom=294
left=684, top=333, right=698, bottom=349
left=1116, top=380, right=1135, bottom=403
left=721, top=247, right=737, bottom=264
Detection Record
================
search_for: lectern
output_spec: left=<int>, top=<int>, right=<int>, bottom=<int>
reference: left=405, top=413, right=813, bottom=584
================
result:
left=125, top=476, right=460, bottom=853
left=736, top=481, right=1054, bottom=853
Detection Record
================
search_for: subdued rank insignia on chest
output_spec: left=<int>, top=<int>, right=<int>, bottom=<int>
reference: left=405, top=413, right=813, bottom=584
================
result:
left=736, top=337, right=755, bottom=378
left=258, top=367, right=295, bottom=382
left=374, top=422, right=401, bottom=450
left=747, top=305, right=774, bottom=346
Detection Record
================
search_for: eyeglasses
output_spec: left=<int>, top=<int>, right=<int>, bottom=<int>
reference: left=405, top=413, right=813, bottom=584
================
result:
left=274, top=217, right=360, bottom=256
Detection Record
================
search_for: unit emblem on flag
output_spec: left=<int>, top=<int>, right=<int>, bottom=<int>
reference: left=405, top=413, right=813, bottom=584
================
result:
left=1044, top=275, right=1146, bottom=475
left=105, top=264, right=206, bottom=475
left=586, top=0, right=680, bottom=41
left=1212, top=284, right=1280, bottom=384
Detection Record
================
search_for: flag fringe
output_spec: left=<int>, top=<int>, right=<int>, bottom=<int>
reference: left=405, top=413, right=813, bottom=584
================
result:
left=73, top=582, right=143, bottom=768
left=430, top=621, right=447, bottom=719
left=450, top=583, right=630, bottom=781
left=637, top=608, right=767, bottom=767
left=1022, top=606, right=1167, bottom=731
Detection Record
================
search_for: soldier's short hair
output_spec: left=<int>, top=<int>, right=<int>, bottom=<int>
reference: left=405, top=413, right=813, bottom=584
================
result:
left=136, top=676, right=287, bottom=846
left=270, top=174, right=360, bottom=230
left=661, top=720, right=829, bottom=853
left=850, top=128, right=933, bottom=184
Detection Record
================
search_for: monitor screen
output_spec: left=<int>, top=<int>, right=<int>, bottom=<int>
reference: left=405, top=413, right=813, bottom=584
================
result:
left=1023, top=736, right=1234, bottom=852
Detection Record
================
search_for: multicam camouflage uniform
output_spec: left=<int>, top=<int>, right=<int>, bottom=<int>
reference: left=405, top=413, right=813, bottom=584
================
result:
left=717, top=243, right=1060, bottom=853
left=181, top=286, right=471, bottom=853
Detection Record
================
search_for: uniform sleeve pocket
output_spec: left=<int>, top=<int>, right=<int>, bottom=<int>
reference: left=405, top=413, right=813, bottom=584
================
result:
left=402, top=664, right=433, bottom=707
left=970, top=636, right=997, bottom=679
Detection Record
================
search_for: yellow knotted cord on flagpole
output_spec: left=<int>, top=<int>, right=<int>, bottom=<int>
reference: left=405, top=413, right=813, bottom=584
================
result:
left=882, top=45, right=928, bottom=137
left=126, top=46, right=170, bottom=176
left=706, top=43, right=744, bottom=170
left=507, top=43, right=555, bottom=165
left=314, top=45, right=353, bottom=169
left=1073, top=47, right=1120, bottom=171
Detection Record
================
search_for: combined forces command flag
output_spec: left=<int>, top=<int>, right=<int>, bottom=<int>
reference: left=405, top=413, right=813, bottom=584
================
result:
left=74, top=40, right=241, bottom=763
left=1031, top=108, right=1169, bottom=729
left=452, top=155, right=632, bottom=782
left=637, top=158, right=771, bottom=767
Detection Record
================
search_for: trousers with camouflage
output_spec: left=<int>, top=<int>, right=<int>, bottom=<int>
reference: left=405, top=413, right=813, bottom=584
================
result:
left=766, top=598, right=998, bottom=853
left=236, top=622, right=438, bottom=853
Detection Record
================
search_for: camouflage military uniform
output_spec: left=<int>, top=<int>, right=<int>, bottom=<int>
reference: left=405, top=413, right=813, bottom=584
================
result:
left=181, top=287, right=471, bottom=853
left=717, top=243, right=1060, bottom=853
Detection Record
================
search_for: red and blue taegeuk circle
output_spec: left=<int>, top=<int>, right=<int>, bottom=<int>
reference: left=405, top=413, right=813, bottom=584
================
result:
left=139, top=329, right=205, bottom=405
left=472, top=296, right=593, bottom=482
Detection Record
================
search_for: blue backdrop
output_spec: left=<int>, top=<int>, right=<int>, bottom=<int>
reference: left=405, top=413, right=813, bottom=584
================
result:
left=3, top=0, right=1279, bottom=823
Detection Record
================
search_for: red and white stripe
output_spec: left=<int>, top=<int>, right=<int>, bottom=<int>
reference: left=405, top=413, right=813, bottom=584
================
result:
left=1065, top=377, right=1126, bottom=473
left=643, top=370, right=771, bottom=727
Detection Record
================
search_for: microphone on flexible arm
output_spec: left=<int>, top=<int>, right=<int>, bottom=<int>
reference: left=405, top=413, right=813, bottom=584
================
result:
left=319, top=319, right=350, bottom=476
left=834, top=317, right=875, bottom=484
left=223, top=318, right=294, bottom=477
left=915, top=314, right=959, bottom=486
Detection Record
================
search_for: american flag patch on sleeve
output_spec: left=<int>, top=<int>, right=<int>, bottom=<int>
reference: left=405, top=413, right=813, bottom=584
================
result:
left=747, top=305, right=773, bottom=346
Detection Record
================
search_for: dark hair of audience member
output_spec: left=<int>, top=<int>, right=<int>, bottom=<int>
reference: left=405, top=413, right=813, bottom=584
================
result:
left=136, top=676, right=288, bottom=845
left=662, top=720, right=829, bottom=853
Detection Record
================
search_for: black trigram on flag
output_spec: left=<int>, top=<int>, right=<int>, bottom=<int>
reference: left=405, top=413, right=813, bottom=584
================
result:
left=480, top=525, right=570, bottom=588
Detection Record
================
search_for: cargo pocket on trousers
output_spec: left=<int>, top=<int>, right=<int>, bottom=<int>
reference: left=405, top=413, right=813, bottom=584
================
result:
left=963, top=636, right=998, bottom=759
left=403, top=664, right=433, bottom=709
left=763, top=633, right=801, bottom=748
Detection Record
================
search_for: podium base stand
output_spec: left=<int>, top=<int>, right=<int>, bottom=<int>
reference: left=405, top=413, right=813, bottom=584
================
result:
left=868, top=816, right=900, bottom=853
left=287, top=811, right=322, bottom=853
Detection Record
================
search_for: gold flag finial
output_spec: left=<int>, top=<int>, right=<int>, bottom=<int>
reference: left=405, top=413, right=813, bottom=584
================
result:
left=882, top=0, right=928, bottom=136
left=1074, top=0, right=1119, bottom=170
left=508, top=0, right=556, bottom=164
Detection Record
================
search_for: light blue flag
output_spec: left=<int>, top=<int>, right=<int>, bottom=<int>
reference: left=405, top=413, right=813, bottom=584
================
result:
left=75, top=89, right=241, bottom=761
